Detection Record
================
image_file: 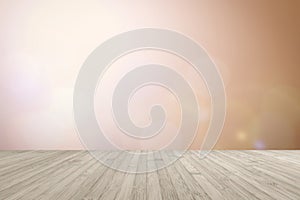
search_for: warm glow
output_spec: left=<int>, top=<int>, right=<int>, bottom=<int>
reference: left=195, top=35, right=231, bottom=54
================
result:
left=0, top=0, right=299, bottom=150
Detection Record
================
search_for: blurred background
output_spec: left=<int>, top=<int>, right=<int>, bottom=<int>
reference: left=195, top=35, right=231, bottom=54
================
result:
left=0, top=0, right=299, bottom=150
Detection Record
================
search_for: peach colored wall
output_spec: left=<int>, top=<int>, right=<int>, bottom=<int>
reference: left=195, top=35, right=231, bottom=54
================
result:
left=0, top=0, right=299, bottom=150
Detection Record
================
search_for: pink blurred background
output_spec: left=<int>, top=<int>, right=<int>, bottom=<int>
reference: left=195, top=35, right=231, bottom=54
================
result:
left=0, top=0, right=299, bottom=150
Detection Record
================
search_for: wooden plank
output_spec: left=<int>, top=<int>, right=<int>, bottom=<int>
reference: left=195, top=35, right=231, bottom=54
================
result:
left=166, top=151, right=211, bottom=200
left=19, top=152, right=94, bottom=200
left=129, top=151, right=147, bottom=200
left=82, top=151, right=124, bottom=199
left=99, top=152, right=134, bottom=200
left=187, top=151, right=257, bottom=199
left=0, top=150, right=299, bottom=200
left=0, top=151, right=82, bottom=199
left=160, top=151, right=194, bottom=200
left=115, top=151, right=140, bottom=200
left=146, top=151, right=162, bottom=200
left=69, top=151, right=118, bottom=200
left=216, top=150, right=300, bottom=199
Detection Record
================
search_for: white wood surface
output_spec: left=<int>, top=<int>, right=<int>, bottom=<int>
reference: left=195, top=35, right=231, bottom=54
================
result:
left=0, top=150, right=299, bottom=200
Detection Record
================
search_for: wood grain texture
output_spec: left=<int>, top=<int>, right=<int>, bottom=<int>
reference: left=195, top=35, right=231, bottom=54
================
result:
left=0, top=150, right=299, bottom=200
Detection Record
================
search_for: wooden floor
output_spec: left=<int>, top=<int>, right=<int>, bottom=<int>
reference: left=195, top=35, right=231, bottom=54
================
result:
left=0, top=151, right=299, bottom=200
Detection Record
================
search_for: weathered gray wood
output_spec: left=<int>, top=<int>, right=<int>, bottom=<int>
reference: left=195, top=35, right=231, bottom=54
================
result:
left=146, top=151, right=162, bottom=200
left=99, top=152, right=134, bottom=200
left=160, top=151, right=196, bottom=200
left=0, top=150, right=299, bottom=200
left=154, top=151, right=179, bottom=200
left=83, top=151, right=123, bottom=199
left=130, top=151, right=147, bottom=200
